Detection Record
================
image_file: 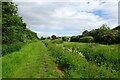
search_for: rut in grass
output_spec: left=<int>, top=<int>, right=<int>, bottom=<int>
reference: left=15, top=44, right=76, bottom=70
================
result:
left=56, top=66, right=64, bottom=77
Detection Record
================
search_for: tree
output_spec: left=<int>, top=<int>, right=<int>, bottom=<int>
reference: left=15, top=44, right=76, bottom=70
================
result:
left=51, top=35, right=57, bottom=40
left=116, top=30, right=120, bottom=43
left=40, top=37, right=46, bottom=40
left=2, top=2, right=38, bottom=55
left=2, top=2, right=38, bottom=44
left=101, top=30, right=119, bottom=44
left=70, top=36, right=79, bottom=42
left=47, top=37, right=50, bottom=39
left=82, top=30, right=89, bottom=36
left=89, top=24, right=110, bottom=43
left=62, top=36, right=69, bottom=41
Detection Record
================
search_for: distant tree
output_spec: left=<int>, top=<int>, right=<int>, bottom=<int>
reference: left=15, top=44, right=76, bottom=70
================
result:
left=70, top=36, right=79, bottom=42
left=41, top=37, right=46, bottom=40
left=89, top=24, right=110, bottom=43
left=51, top=35, right=57, bottom=40
left=69, top=24, right=120, bottom=44
left=62, top=36, right=69, bottom=41
left=101, top=30, right=119, bottom=44
left=116, top=30, right=120, bottom=43
left=47, top=37, right=50, bottom=39
left=82, top=30, right=89, bottom=36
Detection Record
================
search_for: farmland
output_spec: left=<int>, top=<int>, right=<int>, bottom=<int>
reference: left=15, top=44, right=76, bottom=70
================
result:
left=1, top=2, right=120, bottom=79
left=2, top=40, right=119, bottom=78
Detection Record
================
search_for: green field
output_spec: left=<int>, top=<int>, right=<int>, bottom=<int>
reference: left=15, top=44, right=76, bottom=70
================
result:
left=2, top=1, right=120, bottom=79
left=2, top=40, right=119, bottom=78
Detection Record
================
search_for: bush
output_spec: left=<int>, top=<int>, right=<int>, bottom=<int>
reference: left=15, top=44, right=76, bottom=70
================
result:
left=51, top=35, right=57, bottom=40
left=2, top=42, right=25, bottom=56
left=63, top=42, right=119, bottom=71
left=79, top=36, right=94, bottom=43
left=62, top=36, right=69, bottom=41
left=70, top=36, right=79, bottom=42
left=43, top=41, right=119, bottom=78
left=51, top=39, right=63, bottom=44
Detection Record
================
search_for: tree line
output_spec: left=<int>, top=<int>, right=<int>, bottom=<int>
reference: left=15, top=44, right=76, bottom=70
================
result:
left=41, top=24, right=120, bottom=45
left=2, top=2, right=120, bottom=56
left=2, top=2, right=38, bottom=55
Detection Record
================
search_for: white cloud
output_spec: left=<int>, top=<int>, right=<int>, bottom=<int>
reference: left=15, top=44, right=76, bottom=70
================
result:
left=36, top=32, right=57, bottom=38
left=14, top=0, right=119, bottom=37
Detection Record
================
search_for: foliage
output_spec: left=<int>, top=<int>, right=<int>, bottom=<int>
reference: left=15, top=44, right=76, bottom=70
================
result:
left=63, top=42, right=120, bottom=71
left=101, top=30, right=119, bottom=44
left=82, top=30, right=89, bottom=36
left=2, top=2, right=38, bottom=55
left=116, top=30, right=120, bottom=43
left=2, top=2, right=38, bottom=44
left=70, top=36, right=79, bottom=42
left=51, top=35, right=57, bottom=40
left=79, top=36, right=94, bottom=43
left=47, top=37, right=50, bottom=39
left=62, top=36, right=69, bottom=41
left=2, top=42, right=25, bottom=56
left=43, top=40, right=119, bottom=78
left=51, top=39, right=63, bottom=44
left=89, top=24, right=110, bottom=43
left=81, top=24, right=120, bottom=44
left=40, top=37, right=46, bottom=40
left=2, top=40, right=119, bottom=78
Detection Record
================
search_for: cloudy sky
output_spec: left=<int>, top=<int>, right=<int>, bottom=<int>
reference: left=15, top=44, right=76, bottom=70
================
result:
left=14, top=0, right=119, bottom=38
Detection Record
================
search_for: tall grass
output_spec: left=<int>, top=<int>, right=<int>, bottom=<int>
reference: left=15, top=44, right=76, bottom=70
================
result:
left=63, top=42, right=120, bottom=72
left=43, top=40, right=119, bottom=78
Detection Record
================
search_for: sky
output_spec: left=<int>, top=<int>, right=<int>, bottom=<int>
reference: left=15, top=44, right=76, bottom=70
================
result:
left=14, top=0, right=119, bottom=38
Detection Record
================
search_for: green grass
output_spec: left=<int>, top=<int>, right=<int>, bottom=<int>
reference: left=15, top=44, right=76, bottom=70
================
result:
left=2, top=40, right=119, bottom=78
left=43, top=40, right=119, bottom=78
left=0, top=44, right=1, bottom=79
left=2, top=42, right=25, bottom=56
left=63, top=42, right=119, bottom=74
left=2, top=41, right=61, bottom=78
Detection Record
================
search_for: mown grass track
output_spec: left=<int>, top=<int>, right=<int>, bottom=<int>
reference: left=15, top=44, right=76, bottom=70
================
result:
left=2, top=41, right=62, bottom=78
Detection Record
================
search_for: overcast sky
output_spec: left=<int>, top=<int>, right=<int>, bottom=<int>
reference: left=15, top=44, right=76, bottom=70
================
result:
left=14, top=0, right=119, bottom=38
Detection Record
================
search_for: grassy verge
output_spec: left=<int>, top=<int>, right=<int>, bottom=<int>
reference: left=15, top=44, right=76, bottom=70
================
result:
left=43, top=40, right=119, bottom=78
left=63, top=42, right=120, bottom=71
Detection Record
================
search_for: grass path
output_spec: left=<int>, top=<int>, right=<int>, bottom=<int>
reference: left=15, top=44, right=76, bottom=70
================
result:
left=2, top=41, right=62, bottom=78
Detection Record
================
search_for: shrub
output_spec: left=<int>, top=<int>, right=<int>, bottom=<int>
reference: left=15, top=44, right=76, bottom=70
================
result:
left=51, top=39, right=63, bottom=44
left=70, top=36, right=79, bottom=42
left=62, top=36, right=69, bottom=41
left=79, top=36, right=94, bottom=43
left=63, top=42, right=119, bottom=71
left=51, top=35, right=57, bottom=40
left=2, top=42, right=25, bottom=56
left=43, top=41, right=119, bottom=78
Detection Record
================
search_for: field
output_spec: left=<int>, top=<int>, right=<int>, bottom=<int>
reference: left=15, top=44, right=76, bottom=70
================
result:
left=2, top=1, right=120, bottom=79
left=2, top=40, right=119, bottom=78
